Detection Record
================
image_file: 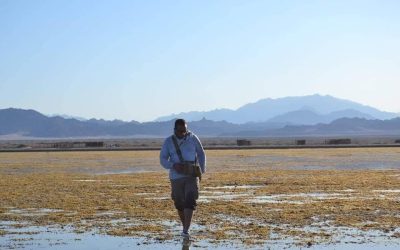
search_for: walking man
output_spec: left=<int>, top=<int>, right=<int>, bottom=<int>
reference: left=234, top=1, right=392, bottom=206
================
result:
left=160, top=119, right=206, bottom=238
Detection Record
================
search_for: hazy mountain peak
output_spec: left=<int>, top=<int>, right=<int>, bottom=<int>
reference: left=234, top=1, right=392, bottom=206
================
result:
left=48, top=113, right=88, bottom=121
left=154, top=94, right=398, bottom=124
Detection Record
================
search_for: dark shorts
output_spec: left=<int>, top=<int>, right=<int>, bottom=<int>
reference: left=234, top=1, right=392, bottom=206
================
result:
left=170, top=177, right=199, bottom=211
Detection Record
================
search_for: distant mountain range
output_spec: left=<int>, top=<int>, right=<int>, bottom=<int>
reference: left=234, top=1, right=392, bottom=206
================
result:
left=155, top=94, right=397, bottom=124
left=0, top=95, right=399, bottom=138
left=226, top=117, right=400, bottom=137
left=0, top=110, right=399, bottom=139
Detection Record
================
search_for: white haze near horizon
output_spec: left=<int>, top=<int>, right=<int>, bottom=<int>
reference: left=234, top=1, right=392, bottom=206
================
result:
left=0, top=1, right=399, bottom=122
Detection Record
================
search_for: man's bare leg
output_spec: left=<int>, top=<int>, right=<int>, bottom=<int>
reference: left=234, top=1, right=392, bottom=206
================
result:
left=178, top=210, right=185, bottom=227
left=183, top=208, right=193, bottom=233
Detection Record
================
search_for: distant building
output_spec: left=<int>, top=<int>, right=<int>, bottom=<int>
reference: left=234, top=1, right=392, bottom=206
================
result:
left=53, top=142, right=79, bottom=148
left=325, top=138, right=351, bottom=145
left=37, top=141, right=104, bottom=149
left=237, top=139, right=251, bottom=146
left=295, top=139, right=306, bottom=145
left=84, top=142, right=104, bottom=147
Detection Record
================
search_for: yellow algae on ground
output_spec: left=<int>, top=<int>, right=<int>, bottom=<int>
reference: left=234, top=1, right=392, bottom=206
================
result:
left=0, top=148, right=400, bottom=245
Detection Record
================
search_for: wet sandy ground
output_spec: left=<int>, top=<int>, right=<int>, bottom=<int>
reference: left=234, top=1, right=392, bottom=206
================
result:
left=1, top=220, right=399, bottom=250
left=0, top=148, right=399, bottom=249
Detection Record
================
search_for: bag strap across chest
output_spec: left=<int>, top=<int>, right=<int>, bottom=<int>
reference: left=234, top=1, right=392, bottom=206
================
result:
left=172, top=136, right=185, bottom=163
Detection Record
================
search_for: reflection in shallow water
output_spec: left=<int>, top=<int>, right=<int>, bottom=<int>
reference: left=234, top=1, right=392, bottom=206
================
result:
left=181, top=237, right=191, bottom=250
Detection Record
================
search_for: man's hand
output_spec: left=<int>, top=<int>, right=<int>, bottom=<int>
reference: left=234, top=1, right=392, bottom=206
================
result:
left=173, top=163, right=185, bottom=173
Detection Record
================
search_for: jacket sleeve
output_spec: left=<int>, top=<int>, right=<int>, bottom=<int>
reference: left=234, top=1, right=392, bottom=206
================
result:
left=194, top=135, right=206, bottom=174
left=160, top=138, right=174, bottom=170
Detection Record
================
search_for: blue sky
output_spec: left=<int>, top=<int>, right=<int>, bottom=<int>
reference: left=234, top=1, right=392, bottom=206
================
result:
left=1, top=0, right=399, bottom=121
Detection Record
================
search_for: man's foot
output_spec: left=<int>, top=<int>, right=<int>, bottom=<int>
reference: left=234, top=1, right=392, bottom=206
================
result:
left=181, top=231, right=190, bottom=238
